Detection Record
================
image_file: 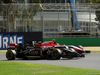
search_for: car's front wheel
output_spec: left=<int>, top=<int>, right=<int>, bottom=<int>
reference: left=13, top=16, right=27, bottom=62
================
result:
left=50, top=49, right=61, bottom=60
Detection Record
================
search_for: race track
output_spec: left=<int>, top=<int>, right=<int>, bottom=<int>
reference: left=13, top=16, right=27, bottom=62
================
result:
left=0, top=53, right=100, bottom=70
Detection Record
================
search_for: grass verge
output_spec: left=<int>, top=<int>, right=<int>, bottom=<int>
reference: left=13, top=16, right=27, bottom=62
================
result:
left=0, top=61, right=100, bottom=75
left=91, top=51, right=100, bottom=53
left=0, top=50, right=7, bottom=53
left=1, top=50, right=100, bottom=53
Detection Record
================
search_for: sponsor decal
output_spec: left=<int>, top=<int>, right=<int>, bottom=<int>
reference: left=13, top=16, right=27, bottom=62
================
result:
left=0, top=34, right=24, bottom=50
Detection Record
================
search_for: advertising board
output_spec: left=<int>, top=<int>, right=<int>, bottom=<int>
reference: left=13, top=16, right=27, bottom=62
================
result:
left=0, top=32, right=42, bottom=50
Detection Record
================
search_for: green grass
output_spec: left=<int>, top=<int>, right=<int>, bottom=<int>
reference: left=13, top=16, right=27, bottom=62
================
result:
left=1, top=50, right=100, bottom=53
left=91, top=51, right=100, bottom=53
left=0, top=50, right=7, bottom=53
left=0, top=61, right=100, bottom=75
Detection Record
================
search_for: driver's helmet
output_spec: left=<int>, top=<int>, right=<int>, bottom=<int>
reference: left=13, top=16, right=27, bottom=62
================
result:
left=52, top=39, right=55, bottom=42
left=38, top=41, right=42, bottom=44
left=52, top=39, right=56, bottom=44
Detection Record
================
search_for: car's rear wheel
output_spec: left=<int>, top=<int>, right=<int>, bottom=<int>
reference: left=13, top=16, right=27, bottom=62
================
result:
left=6, top=50, right=16, bottom=60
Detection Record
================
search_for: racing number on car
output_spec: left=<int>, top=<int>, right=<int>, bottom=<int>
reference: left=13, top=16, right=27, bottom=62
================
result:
left=29, top=51, right=39, bottom=55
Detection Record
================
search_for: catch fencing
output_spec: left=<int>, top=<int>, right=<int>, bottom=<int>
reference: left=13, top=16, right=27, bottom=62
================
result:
left=0, top=3, right=100, bottom=38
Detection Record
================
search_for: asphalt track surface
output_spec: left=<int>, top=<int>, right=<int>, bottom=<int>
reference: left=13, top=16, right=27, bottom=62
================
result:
left=0, top=53, right=100, bottom=70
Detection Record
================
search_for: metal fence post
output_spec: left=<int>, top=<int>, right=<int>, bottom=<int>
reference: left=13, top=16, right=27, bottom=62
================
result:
left=89, top=9, right=92, bottom=33
left=41, top=9, right=44, bottom=38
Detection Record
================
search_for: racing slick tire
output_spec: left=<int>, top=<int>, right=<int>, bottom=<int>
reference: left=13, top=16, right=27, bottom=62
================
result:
left=80, top=54, right=85, bottom=57
left=85, top=50, right=91, bottom=53
left=67, top=56, right=74, bottom=59
left=50, top=49, right=61, bottom=60
left=6, top=50, right=16, bottom=60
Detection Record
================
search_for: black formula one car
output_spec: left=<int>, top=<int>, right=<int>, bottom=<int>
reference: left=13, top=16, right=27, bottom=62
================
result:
left=6, top=41, right=82, bottom=60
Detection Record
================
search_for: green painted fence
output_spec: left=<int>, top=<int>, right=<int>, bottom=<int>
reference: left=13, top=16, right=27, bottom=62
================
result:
left=43, top=38, right=100, bottom=46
